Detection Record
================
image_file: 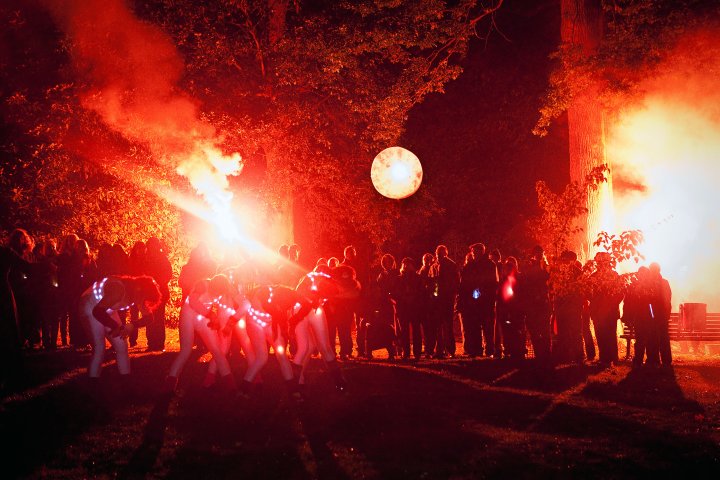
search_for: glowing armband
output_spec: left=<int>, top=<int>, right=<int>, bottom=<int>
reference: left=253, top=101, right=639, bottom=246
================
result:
left=92, top=278, right=108, bottom=301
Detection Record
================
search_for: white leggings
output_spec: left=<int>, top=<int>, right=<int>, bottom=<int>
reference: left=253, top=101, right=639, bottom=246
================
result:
left=242, top=320, right=293, bottom=383
left=169, top=308, right=232, bottom=380
left=293, top=306, right=336, bottom=369
left=208, top=303, right=255, bottom=376
left=80, top=294, right=131, bottom=378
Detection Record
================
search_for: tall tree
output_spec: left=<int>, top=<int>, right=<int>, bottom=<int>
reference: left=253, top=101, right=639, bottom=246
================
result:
left=536, top=0, right=720, bottom=259
left=1, top=0, right=504, bottom=263
left=560, top=0, right=610, bottom=259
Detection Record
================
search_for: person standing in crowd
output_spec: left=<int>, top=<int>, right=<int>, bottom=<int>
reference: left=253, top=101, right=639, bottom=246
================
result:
left=551, top=251, right=585, bottom=364
left=1, top=233, right=32, bottom=391
left=286, top=244, right=303, bottom=285
left=68, top=239, right=97, bottom=350
left=127, top=241, right=146, bottom=348
left=56, top=234, right=80, bottom=347
left=519, top=245, right=551, bottom=366
left=396, top=257, right=424, bottom=360
left=430, top=245, right=460, bottom=359
left=580, top=260, right=596, bottom=362
left=327, top=263, right=360, bottom=360
left=458, top=243, right=499, bottom=358
left=623, top=266, right=653, bottom=367
left=649, top=262, right=672, bottom=367
left=179, top=243, right=216, bottom=303
left=275, top=244, right=299, bottom=287
left=8, top=228, right=36, bottom=348
left=114, top=243, right=130, bottom=274
left=588, top=251, right=625, bottom=368
left=33, top=239, right=63, bottom=350
left=418, top=252, right=437, bottom=358
left=341, top=245, right=368, bottom=357
left=497, top=256, right=525, bottom=361
left=144, top=237, right=172, bottom=352
left=363, top=253, right=400, bottom=359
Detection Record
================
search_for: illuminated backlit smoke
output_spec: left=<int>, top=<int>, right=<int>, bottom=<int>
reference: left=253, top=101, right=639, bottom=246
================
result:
left=608, top=30, right=720, bottom=310
left=46, top=0, right=245, bottom=246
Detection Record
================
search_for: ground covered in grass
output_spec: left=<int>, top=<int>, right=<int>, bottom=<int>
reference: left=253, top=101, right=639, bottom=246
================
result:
left=2, top=335, right=720, bottom=479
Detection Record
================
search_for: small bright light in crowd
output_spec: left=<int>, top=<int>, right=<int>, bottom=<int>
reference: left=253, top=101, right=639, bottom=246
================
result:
left=371, top=146, right=423, bottom=199
left=238, top=319, right=246, bottom=329
left=276, top=345, right=285, bottom=355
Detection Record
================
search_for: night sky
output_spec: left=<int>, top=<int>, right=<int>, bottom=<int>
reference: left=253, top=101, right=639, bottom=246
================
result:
left=400, top=0, right=568, bottom=259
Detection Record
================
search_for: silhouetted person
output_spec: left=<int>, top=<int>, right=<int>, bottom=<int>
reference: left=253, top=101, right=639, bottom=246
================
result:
left=624, top=266, right=653, bottom=367
left=497, top=257, right=525, bottom=361
left=430, top=245, right=460, bottom=358
left=366, top=254, right=400, bottom=359
left=588, top=252, right=624, bottom=368
left=33, top=239, right=63, bottom=350
left=552, top=251, right=585, bottom=364
left=458, top=243, right=499, bottom=357
left=649, top=262, right=672, bottom=367
left=8, top=228, right=36, bottom=348
left=127, top=241, right=146, bottom=347
left=418, top=253, right=437, bottom=358
left=327, top=264, right=360, bottom=360
left=341, top=245, right=368, bottom=357
left=580, top=261, right=596, bottom=361
left=144, top=237, right=172, bottom=352
left=0, top=235, right=32, bottom=390
left=396, top=257, right=424, bottom=359
left=56, top=234, right=80, bottom=347
left=68, top=239, right=97, bottom=350
left=518, top=245, right=551, bottom=365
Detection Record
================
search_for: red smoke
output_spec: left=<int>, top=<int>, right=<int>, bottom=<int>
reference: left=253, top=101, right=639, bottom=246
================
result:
left=45, top=0, right=241, bottom=202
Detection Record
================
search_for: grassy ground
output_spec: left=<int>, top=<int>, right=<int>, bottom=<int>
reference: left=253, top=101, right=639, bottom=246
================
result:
left=2, top=332, right=720, bottom=479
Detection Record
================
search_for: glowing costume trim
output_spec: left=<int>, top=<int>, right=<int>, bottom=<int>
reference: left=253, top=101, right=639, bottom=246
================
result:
left=92, top=277, right=134, bottom=311
left=248, top=306, right=271, bottom=328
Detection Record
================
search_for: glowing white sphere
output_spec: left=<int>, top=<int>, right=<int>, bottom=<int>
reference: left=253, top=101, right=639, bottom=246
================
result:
left=371, top=146, right=423, bottom=199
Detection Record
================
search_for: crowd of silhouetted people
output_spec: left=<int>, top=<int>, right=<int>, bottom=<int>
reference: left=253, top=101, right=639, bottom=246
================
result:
left=1, top=226, right=675, bottom=393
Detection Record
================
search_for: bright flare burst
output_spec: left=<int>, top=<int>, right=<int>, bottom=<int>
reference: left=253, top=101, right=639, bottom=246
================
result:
left=609, top=97, right=720, bottom=310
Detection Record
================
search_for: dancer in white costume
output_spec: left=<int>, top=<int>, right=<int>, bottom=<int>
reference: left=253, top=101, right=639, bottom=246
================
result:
left=291, top=266, right=356, bottom=392
left=237, top=284, right=312, bottom=397
left=165, top=275, right=238, bottom=393
left=78, top=275, right=161, bottom=378
left=202, top=265, right=256, bottom=388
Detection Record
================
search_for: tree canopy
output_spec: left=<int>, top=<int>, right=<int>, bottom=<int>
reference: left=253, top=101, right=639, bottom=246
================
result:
left=1, top=0, right=504, bottom=263
left=535, top=0, right=720, bottom=136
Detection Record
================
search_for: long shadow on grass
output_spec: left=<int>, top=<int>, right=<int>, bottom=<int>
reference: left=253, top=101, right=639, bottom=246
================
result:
left=581, top=366, right=704, bottom=412
left=119, top=392, right=173, bottom=479
left=286, top=363, right=555, bottom=479
left=534, top=401, right=720, bottom=476
left=163, top=358, right=311, bottom=479
left=0, top=378, right=112, bottom=478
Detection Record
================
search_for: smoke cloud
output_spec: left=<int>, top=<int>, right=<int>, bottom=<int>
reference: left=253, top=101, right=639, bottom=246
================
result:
left=45, top=0, right=241, bottom=210
left=608, top=28, right=720, bottom=310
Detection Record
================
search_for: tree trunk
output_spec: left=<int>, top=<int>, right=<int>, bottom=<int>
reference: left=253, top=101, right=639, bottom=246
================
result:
left=561, top=0, right=613, bottom=260
left=268, top=0, right=290, bottom=45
